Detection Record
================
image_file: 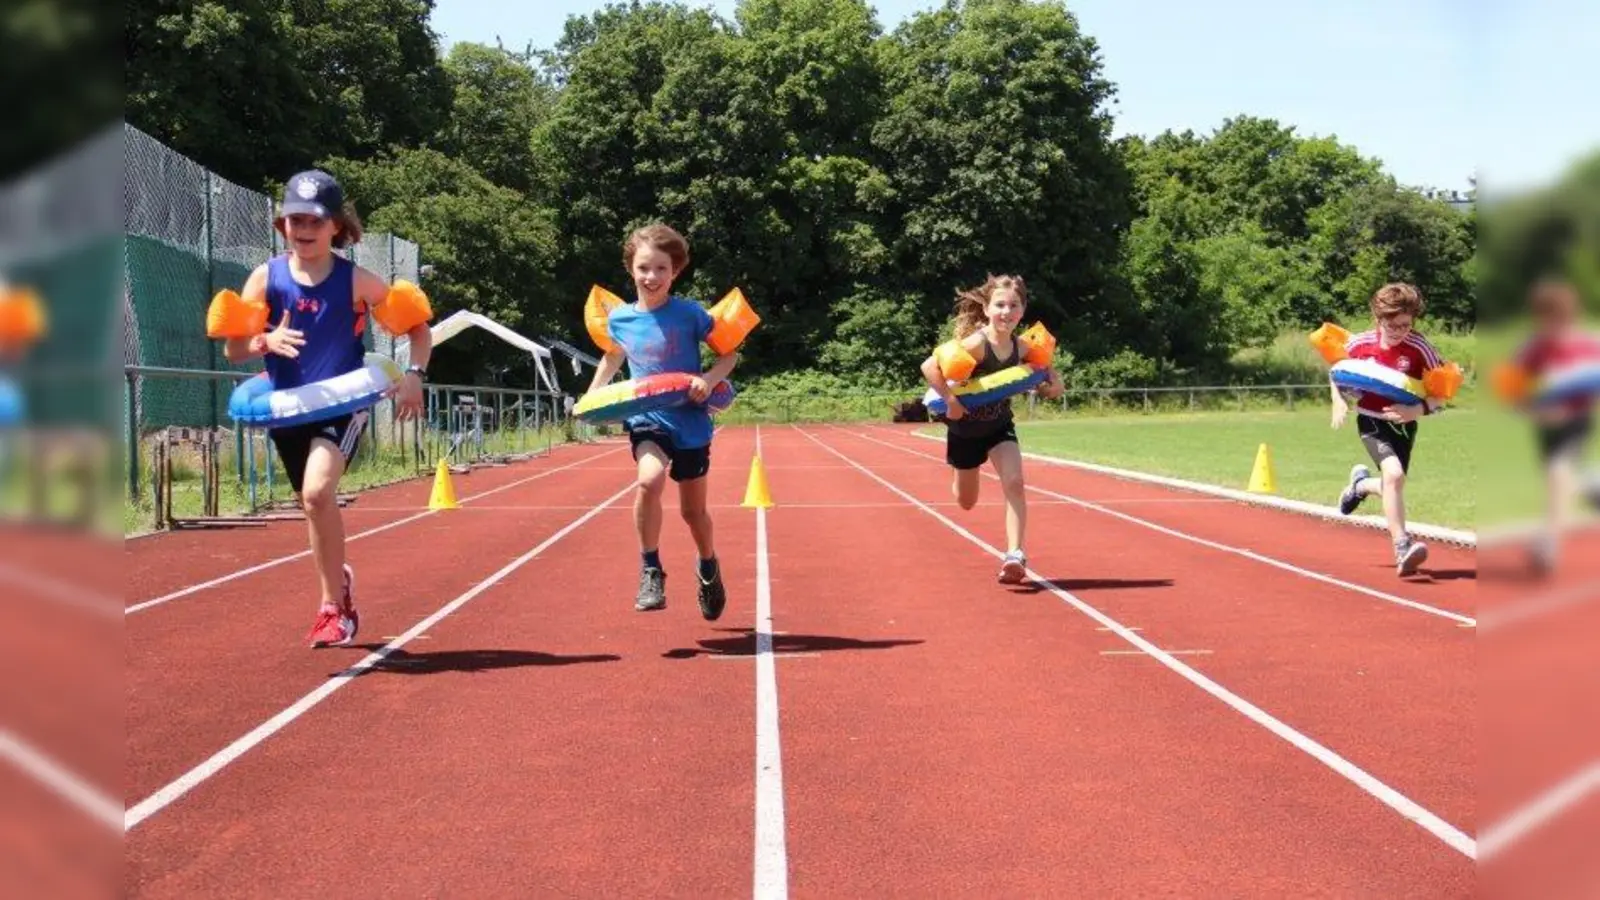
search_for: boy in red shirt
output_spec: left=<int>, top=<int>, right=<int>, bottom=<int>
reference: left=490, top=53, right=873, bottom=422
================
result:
left=1332, top=282, right=1447, bottom=576
left=1505, top=278, right=1600, bottom=571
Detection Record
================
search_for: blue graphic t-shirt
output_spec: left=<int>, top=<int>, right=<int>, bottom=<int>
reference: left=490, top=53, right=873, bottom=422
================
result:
left=606, top=295, right=716, bottom=448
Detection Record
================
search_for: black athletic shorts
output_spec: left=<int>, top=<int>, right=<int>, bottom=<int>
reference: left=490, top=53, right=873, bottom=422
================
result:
left=946, top=421, right=1019, bottom=471
left=1357, top=414, right=1418, bottom=474
left=1536, top=414, right=1593, bottom=465
left=628, top=424, right=711, bottom=482
left=268, top=410, right=368, bottom=495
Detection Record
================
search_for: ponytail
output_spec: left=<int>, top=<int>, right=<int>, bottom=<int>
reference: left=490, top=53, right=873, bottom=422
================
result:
left=952, top=292, right=988, bottom=339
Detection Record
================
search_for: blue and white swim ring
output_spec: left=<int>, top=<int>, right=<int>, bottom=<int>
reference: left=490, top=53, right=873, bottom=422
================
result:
left=0, top=376, right=22, bottom=427
left=229, top=353, right=402, bottom=429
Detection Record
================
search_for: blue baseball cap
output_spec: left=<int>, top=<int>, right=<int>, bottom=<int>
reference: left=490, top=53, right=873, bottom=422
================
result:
left=280, top=170, right=344, bottom=219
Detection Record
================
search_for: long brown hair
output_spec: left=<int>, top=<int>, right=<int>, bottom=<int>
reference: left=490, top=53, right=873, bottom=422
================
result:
left=952, top=274, right=1028, bottom=338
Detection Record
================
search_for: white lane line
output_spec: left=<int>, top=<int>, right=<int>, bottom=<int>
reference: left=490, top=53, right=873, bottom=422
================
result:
left=124, top=479, right=634, bottom=831
left=752, top=424, right=789, bottom=899
left=846, top=427, right=1475, bottom=628
left=1100, top=649, right=1213, bottom=657
left=0, top=729, right=121, bottom=832
left=0, top=563, right=121, bottom=618
left=1478, top=761, right=1600, bottom=860
left=798, top=425, right=1476, bottom=860
left=889, top=424, right=1478, bottom=547
left=126, top=444, right=627, bottom=615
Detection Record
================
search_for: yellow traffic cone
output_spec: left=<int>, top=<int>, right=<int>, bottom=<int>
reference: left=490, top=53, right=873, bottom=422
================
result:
left=428, top=458, right=459, bottom=509
left=741, top=455, right=773, bottom=509
left=1246, top=442, right=1276, bottom=494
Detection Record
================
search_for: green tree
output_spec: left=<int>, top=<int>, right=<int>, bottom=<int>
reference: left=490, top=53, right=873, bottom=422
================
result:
left=872, top=0, right=1134, bottom=355
left=437, top=41, right=553, bottom=193
left=321, top=148, right=561, bottom=383
left=126, top=0, right=451, bottom=191
left=3, top=0, right=121, bottom=176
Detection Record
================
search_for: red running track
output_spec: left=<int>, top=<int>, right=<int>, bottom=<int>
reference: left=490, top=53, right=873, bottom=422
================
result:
left=109, top=425, right=1479, bottom=896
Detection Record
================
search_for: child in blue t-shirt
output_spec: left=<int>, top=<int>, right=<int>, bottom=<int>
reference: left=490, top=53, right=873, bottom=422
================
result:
left=586, top=223, right=740, bottom=619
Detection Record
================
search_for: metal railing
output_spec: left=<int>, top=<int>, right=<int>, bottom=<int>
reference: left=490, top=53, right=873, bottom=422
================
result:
left=714, top=380, right=1480, bottom=424
left=123, top=365, right=564, bottom=512
left=714, top=382, right=1377, bottom=424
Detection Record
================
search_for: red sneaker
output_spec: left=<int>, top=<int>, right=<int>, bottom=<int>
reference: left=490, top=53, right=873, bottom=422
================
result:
left=308, top=565, right=359, bottom=648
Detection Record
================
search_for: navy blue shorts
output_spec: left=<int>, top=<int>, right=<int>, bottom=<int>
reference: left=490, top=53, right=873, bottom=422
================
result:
left=627, top=424, right=711, bottom=482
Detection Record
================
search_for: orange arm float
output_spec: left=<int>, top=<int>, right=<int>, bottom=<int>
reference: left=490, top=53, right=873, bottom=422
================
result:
left=934, top=339, right=977, bottom=381
left=585, top=285, right=625, bottom=353
left=0, top=285, right=47, bottom=347
left=1308, top=322, right=1351, bottom=364
left=205, top=285, right=269, bottom=338
left=373, top=280, right=433, bottom=336
left=1490, top=361, right=1532, bottom=403
left=706, top=287, right=761, bottom=356
left=1018, top=322, right=1057, bottom=367
left=1422, top=362, right=1464, bottom=401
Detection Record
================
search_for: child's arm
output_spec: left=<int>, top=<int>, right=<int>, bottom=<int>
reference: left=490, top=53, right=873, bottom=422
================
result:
left=1037, top=365, right=1066, bottom=400
left=588, top=347, right=627, bottom=392
left=358, top=268, right=434, bottom=371
left=686, top=351, right=738, bottom=402
left=920, top=336, right=978, bottom=419
left=699, top=351, right=739, bottom=389
left=1412, top=332, right=1449, bottom=416
left=359, top=268, right=433, bottom=418
left=1329, top=377, right=1349, bottom=428
left=221, top=265, right=302, bottom=363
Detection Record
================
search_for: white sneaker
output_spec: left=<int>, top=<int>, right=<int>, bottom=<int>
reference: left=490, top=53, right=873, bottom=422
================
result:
left=997, top=551, right=1027, bottom=584
left=1396, top=541, right=1428, bottom=577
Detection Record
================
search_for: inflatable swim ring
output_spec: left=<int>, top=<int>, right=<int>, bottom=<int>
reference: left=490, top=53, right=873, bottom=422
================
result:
left=0, top=376, right=22, bottom=427
left=574, top=372, right=736, bottom=424
left=1310, top=321, right=1463, bottom=406
left=1534, top=360, right=1600, bottom=405
left=229, top=353, right=402, bottom=429
left=1328, top=358, right=1426, bottom=406
left=1494, top=358, right=1600, bottom=408
left=924, top=364, right=1049, bottom=417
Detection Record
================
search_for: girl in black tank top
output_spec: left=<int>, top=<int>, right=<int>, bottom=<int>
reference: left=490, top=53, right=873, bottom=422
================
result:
left=917, top=274, right=1064, bottom=585
left=946, top=333, right=1022, bottom=438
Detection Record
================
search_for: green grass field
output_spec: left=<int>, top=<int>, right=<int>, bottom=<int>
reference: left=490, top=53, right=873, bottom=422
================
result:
left=916, top=404, right=1563, bottom=533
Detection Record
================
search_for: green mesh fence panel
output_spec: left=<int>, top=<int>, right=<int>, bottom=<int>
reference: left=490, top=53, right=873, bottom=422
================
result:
left=0, top=125, right=121, bottom=432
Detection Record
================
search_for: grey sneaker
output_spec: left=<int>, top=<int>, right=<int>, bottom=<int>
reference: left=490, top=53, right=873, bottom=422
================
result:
left=1339, top=464, right=1370, bottom=516
left=1396, top=540, right=1429, bottom=577
left=696, top=563, right=727, bottom=621
left=635, top=567, right=666, bottom=611
left=997, top=550, right=1027, bottom=584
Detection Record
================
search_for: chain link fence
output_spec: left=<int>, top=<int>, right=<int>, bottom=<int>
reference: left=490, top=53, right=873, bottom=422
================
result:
left=1, top=124, right=122, bottom=430
left=122, top=123, right=421, bottom=436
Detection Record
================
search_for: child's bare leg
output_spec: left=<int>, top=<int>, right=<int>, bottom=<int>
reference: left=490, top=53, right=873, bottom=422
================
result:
left=678, top=474, right=714, bottom=558
left=952, top=468, right=982, bottom=510
left=678, top=472, right=727, bottom=620
left=299, top=440, right=347, bottom=607
left=1537, top=441, right=1579, bottom=568
left=634, top=443, right=669, bottom=557
left=1546, top=451, right=1576, bottom=536
left=1377, top=456, right=1408, bottom=543
left=989, top=442, right=1027, bottom=552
